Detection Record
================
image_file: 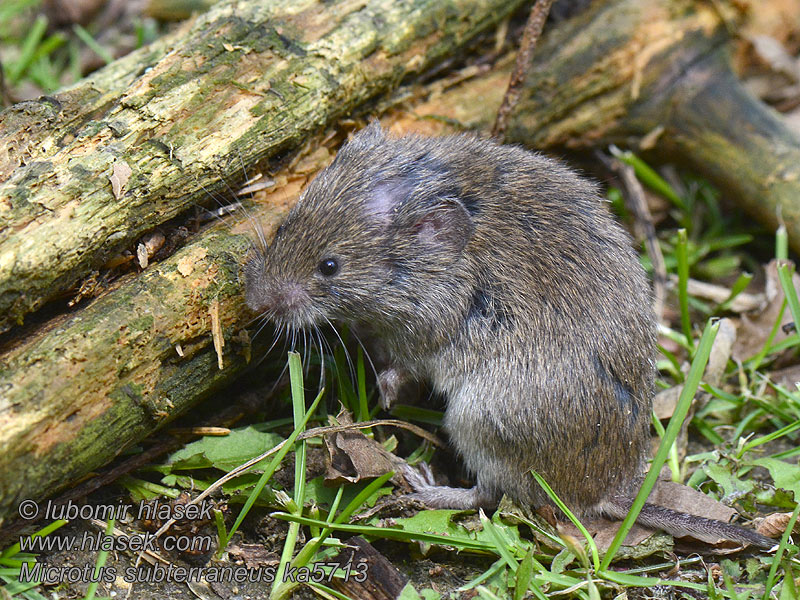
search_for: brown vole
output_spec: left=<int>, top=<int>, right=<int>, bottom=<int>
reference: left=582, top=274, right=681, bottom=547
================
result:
left=244, top=123, right=774, bottom=549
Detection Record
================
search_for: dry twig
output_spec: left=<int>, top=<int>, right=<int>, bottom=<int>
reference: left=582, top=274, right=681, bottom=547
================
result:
left=492, top=0, right=555, bottom=139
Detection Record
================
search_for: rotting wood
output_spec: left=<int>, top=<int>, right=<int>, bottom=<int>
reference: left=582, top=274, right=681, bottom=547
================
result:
left=0, top=0, right=528, bottom=334
left=3, top=0, right=800, bottom=525
left=419, top=0, right=800, bottom=252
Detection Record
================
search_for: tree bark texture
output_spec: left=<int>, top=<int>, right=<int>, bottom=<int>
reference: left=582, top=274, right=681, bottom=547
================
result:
left=0, top=0, right=529, bottom=524
left=422, top=0, right=800, bottom=243
left=3, top=0, right=800, bottom=524
left=0, top=0, right=528, bottom=334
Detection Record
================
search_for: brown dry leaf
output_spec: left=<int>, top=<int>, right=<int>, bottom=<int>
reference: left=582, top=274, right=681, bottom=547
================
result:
left=209, top=299, right=224, bottom=370
left=755, top=511, right=796, bottom=538
left=733, top=259, right=800, bottom=361
left=768, top=363, right=800, bottom=392
left=706, top=318, right=737, bottom=387
left=748, top=35, right=800, bottom=83
left=652, top=386, right=681, bottom=422
left=324, top=412, right=403, bottom=485
left=561, top=514, right=657, bottom=552
left=109, top=161, right=132, bottom=200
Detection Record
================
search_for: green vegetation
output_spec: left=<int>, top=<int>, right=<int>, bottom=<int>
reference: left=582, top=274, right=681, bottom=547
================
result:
left=0, top=0, right=160, bottom=104
left=2, top=5, right=799, bottom=595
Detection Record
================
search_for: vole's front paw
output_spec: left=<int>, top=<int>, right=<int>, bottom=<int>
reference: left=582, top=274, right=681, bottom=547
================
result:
left=401, top=461, right=438, bottom=492
left=377, top=366, right=411, bottom=411
left=400, top=463, right=496, bottom=510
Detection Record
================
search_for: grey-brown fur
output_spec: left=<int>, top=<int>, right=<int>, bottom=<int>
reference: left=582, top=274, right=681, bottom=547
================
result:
left=244, top=123, right=774, bottom=549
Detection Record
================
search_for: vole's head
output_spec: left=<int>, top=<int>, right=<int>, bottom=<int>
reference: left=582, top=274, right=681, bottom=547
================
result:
left=244, top=123, right=474, bottom=334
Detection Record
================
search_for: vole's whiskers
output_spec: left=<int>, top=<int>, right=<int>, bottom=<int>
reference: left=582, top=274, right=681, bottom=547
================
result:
left=233, top=153, right=273, bottom=254
left=313, top=326, right=327, bottom=394
left=302, top=329, right=311, bottom=374
left=252, top=313, right=273, bottom=342
left=323, top=315, right=356, bottom=388
left=193, top=176, right=245, bottom=229
left=349, top=328, right=380, bottom=397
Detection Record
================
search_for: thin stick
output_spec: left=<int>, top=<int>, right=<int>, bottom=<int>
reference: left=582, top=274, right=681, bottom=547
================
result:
left=151, top=419, right=444, bottom=541
left=492, top=0, right=555, bottom=139
left=616, top=161, right=668, bottom=323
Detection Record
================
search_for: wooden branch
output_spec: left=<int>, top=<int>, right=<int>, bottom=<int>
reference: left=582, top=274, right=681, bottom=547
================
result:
left=0, top=0, right=527, bottom=334
left=0, top=223, right=257, bottom=524
left=421, top=0, right=800, bottom=252
left=4, top=0, right=800, bottom=525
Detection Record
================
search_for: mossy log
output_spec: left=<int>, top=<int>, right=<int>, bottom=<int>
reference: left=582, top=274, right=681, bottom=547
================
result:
left=0, top=0, right=531, bottom=525
left=425, top=0, right=800, bottom=244
left=3, top=0, right=800, bottom=525
left=0, top=0, right=528, bottom=334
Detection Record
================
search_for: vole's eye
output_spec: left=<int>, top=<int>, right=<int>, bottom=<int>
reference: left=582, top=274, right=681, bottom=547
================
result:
left=318, top=258, right=339, bottom=277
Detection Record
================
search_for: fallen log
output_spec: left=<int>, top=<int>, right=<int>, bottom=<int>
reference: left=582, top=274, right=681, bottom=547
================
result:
left=0, top=0, right=527, bottom=334
left=3, top=0, right=800, bottom=526
left=421, top=0, right=800, bottom=244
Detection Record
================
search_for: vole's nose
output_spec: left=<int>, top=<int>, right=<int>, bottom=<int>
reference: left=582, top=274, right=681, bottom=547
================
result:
left=273, top=281, right=310, bottom=313
left=253, top=280, right=311, bottom=321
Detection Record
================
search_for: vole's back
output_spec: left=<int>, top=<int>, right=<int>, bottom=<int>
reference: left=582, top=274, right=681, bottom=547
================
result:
left=394, top=136, right=656, bottom=512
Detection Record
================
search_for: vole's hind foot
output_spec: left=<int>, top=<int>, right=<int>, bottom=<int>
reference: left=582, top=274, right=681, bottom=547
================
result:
left=401, top=463, right=499, bottom=510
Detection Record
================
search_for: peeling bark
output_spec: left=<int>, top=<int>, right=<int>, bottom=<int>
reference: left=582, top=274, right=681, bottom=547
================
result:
left=3, top=0, right=800, bottom=525
left=0, top=0, right=527, bottom=334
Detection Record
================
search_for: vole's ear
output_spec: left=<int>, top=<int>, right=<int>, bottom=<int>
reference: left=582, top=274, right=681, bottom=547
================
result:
left=358, top=119, right=385, bottom=141
left=411, top=199, right=473, bottom=254
left=348, top=120, right=385, bottom=151
left=367, top=179, right=473, bottom=253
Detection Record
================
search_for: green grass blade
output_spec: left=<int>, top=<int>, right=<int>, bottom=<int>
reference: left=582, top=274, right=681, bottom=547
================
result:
left=776, top=223, right=788, bottom=261
left=651, top=412, right=680, bottom=481
left=1, top=519, right=68, bottom=559
left=82, top=518, right=114, bottom=600
left=7, top=14, right=47, bottom=82
left=531, top=472, right=600, bottom=572
left=273, top=351, right=311, bottom=595
left=777, top=261, right=800, bottom=343
left=223, top=353, right=324, bottom=550
left=291, top=471, right=394, bottom=567
left=600, top=318, right=719, bottom=570
left=716, top=272, right=753, bottom=313
left=72, top=24, right=113, bottom=64
left=272, top=513, right=495, bottom=552
left=357, top=346, right=370, bottom=423
left=762, top=502, right=800, bottom=600
left=479, top=511, right=519, bottom=572
left=609, top=146, right=685, bottom=210
left=676, top=229, right=694, bottom=350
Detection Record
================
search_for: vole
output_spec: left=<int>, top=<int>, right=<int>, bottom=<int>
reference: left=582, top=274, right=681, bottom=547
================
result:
left=244, top=123, right=774, bottom=549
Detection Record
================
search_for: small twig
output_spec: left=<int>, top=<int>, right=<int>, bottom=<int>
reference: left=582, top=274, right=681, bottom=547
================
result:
left=615, top=160, right=668, bottom=323
left=492, top=0, right=555, bottom=139
left=676, top=275, right=764, bottom=313
left=152, top=418, right=444, bottom=542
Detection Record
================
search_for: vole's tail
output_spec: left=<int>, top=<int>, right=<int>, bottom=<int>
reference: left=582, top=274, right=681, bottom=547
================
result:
left=604, top=497, right=776, bottom=550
